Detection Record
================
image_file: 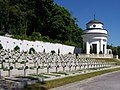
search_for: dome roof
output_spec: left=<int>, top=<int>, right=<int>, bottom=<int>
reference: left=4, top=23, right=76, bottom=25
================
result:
left=86, top=19, right=104, bottom=25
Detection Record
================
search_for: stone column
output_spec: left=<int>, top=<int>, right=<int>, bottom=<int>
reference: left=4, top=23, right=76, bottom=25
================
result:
left=100, top=39, right=103, bottom=53
left=104, top=42, right=107, bottom=54
left=86, top=41, right=90, bottom=54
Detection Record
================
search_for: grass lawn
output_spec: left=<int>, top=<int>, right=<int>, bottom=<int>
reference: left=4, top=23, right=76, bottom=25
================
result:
left=51, top=72, right=69, bottom=75
left=23, top=67, right=120, bottom=90
left=96, top=58, right=120, bottom=65
left=30, top=74, right=50, bottom=78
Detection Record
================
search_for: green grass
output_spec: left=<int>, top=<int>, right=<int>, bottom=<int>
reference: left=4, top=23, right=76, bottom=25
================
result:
left=17, top=67, right=23, bottom=70
left=29, top=67, right=36, bottom=69
left=96, top=58, right=120, bottom=65
left=42, top=73, right=61, bottom=77
left=3, top=68, right=9, bottom=71
left=84, top=67, right=108, bottom=70
left=30, top=74, right=50, bottom=78
left=23, top=67, right=120, bottom=90
left=52, top=72, right=69, bottom=75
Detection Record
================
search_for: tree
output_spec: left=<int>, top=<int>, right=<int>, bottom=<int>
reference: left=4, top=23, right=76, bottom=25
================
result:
left=0, top=0, right=83, bottom=47
left=30, top=32, right=41, bottom=41
left=116, top=46, right=120, bottom=58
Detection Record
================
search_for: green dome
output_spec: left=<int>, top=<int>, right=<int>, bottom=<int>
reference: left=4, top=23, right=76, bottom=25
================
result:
left=87, top=19, right=104, bottom=25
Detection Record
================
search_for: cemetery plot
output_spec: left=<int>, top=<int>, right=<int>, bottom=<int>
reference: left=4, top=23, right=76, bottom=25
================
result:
left=0, top=49, right=118, bottom=89
left=0, top=49, right=116, bottom=77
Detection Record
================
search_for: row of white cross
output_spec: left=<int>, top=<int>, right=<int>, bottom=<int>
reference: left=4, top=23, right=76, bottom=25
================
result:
left=0, top=49, right=116, bottom=77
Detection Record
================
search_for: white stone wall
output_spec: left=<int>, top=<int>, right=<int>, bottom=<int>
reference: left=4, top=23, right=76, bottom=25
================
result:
left=0, top=36, right=76, bottom=54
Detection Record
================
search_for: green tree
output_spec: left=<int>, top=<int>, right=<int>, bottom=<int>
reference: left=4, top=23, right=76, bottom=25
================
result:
left=0, top=0, right=83, bottom=48
left=31, top=32, right=41, bottom=41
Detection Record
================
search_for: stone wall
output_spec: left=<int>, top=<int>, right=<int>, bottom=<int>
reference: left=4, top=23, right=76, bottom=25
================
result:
left=0, top=36, right=80, bottom=54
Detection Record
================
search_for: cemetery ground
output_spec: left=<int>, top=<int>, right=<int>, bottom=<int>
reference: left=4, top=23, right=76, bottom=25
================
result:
left=0, top=49, right=119, bottom=90
left=23, top=59, right=120, bottom=90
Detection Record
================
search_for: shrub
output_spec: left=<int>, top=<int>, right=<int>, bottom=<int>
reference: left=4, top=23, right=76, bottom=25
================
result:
left=31, top=32, right=41, bottom=41
left=42, top=36, right=50, bottom=42
left=0, top=31, right=5, bottom=35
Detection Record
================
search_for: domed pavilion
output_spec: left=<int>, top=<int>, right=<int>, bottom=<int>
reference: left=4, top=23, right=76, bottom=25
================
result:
left=82, top=18, right=108, bottom=54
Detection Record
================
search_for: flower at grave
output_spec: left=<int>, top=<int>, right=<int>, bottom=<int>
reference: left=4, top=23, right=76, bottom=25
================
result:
left=25, top=60, right=28, bottom=63
left=5, top=57, right=9, bottom=59
left=37, top=66, right=40, bottom=69
left=35, top=60, right=37, bottom=63
left=36, top=66, right=41, bottom=74
left=2, top=60, right=5, bottom=62
left=74, top=64, right=77, bottom=67
left=9, top=66, right=13, bottom=70
left=47, top=64, right=51, bottom=68
left=56, top=65, right=59, bottom=68
left=15, top=60, right=18, bottom=62
left=25, top=66, right=28, bottom=69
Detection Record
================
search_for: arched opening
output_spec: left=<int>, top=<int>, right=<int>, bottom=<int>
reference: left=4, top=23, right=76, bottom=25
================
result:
left=14, top=45, right=20, bottom=51
left=29, top=48, right=35, bottom=54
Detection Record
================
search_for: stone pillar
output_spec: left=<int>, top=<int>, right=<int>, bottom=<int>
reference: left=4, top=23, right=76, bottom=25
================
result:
left=86, top=41, right=90, bottom=54
left=100, top=39, right=103, bottom=53
left=104, top=42, right=107, bottom=54
left=97, top=43, right=99, bottom=54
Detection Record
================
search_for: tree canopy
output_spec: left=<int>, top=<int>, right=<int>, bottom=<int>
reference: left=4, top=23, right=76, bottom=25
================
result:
left=0, top=0, right=83, bottom=47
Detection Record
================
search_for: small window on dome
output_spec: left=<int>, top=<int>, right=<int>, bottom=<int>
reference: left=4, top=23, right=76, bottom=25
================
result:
left=93, top=25, right=96, bottom=27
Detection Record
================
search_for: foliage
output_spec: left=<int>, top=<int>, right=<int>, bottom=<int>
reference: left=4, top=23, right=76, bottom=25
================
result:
left=107, top=45, right=120, bottom=58
left=0, top=0, right=83, bottom=48
left=117, top=46, right=120, bottom=58
left=30, top=32, right=41, bottom=41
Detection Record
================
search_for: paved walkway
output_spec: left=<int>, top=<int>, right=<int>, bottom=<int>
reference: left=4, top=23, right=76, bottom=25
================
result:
left=51, top=70, right=120, bottom=90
